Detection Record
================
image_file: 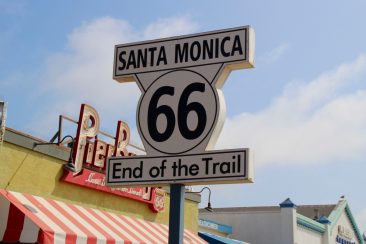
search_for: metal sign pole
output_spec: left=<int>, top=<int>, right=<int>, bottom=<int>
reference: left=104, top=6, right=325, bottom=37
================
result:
left=169, top=184, right=185, bottom=244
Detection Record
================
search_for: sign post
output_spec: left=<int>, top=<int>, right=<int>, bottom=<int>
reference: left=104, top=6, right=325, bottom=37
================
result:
left=108, top=26, right=255, bottom=243
left=168, top=184, right=185, bottom=244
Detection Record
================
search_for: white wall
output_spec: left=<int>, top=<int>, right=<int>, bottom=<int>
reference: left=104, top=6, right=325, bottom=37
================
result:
left=329, top=210, right=360, bottom=244
left=296, top=225, right=322, bottom=244
left=200, top=210, right=284, bottom=244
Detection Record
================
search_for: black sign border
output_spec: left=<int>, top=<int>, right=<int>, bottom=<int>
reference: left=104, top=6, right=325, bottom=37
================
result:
left=113, top=27, right=248, bottom=77
left=106, top=149, right=248, bottom=185
left=136, top=69, right=219, bottom=155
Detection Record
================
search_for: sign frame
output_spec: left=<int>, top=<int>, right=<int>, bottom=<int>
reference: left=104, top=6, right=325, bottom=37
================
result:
left=113, top=25, right=255, bottom=82
left=106, top=148, right=252, bottom=187
left=110, top=25, right=255, bottom=244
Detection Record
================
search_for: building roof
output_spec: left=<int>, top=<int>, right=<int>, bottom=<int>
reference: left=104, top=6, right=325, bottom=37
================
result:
left=199, top=206, right=280, bottom=214
left=200, top=204, right=336, bottom=219
left=199, top=232, right=248, bottom=244
left=296, top=204, right=336, bottom=219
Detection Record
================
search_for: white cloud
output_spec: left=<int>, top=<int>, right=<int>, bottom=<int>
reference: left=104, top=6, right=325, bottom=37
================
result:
left=26, top=15, right=366, bottom=169
left=260, top=42, right=290, bottom=64
left=28, top=16, right=198, bottom=138
left=216, top=54, right=366, bottom=166
left=143, top=16, right=198, bottom=39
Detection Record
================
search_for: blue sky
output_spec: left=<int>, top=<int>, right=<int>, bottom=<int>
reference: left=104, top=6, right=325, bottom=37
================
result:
left=1, top=0, right=366, bottom=232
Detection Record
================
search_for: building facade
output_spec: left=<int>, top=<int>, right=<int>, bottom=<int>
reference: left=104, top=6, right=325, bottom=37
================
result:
left=200, top=198, right=365, bottom=244
left=0, top=127, right=204, bottom=243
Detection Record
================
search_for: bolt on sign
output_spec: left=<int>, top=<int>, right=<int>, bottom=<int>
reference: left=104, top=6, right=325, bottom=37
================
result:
left=107, top=26, right=255, bottom=186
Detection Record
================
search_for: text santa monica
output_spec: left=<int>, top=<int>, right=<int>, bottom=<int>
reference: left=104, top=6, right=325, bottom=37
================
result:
left=117, top=35, right=244, bottom=71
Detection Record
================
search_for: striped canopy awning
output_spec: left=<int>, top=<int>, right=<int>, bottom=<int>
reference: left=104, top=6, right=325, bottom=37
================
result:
left=0, top=190, right=205, bottom=244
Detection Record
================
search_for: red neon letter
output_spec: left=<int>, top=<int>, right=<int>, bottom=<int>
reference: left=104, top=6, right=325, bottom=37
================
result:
left=73, top=104, right=100, bottom=174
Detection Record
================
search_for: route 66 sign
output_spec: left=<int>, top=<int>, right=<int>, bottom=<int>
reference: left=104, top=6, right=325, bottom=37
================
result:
left=113, top=26, right=255, bottom=156
left=138, top=69, right=217, bottom=155
left=107, top=26, right=254, bottom=186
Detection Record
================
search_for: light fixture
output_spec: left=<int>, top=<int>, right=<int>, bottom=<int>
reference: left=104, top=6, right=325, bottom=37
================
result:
left=34, top=135, right=76, bottom=172
left=187, top=187, right=213, bottom=212
left=61, top=135, right=76, bottom=172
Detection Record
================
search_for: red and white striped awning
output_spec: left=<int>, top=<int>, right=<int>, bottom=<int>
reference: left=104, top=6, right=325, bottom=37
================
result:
left=0, top=190, right=206, bottom=244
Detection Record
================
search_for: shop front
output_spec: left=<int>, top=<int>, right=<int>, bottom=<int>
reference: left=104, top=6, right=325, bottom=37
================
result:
left=0, top=104, right=205, bottom=243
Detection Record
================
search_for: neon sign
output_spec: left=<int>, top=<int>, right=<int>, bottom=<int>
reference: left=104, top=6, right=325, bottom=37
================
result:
left=62, top=104, right=165, bottom=212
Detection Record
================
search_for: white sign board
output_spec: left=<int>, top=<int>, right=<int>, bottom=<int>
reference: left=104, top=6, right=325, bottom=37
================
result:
left=106, top=149, right=252, bottom=186
left=113, top=26, right=255, bottom=81
left=107, top=26, right=255, bottom=186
